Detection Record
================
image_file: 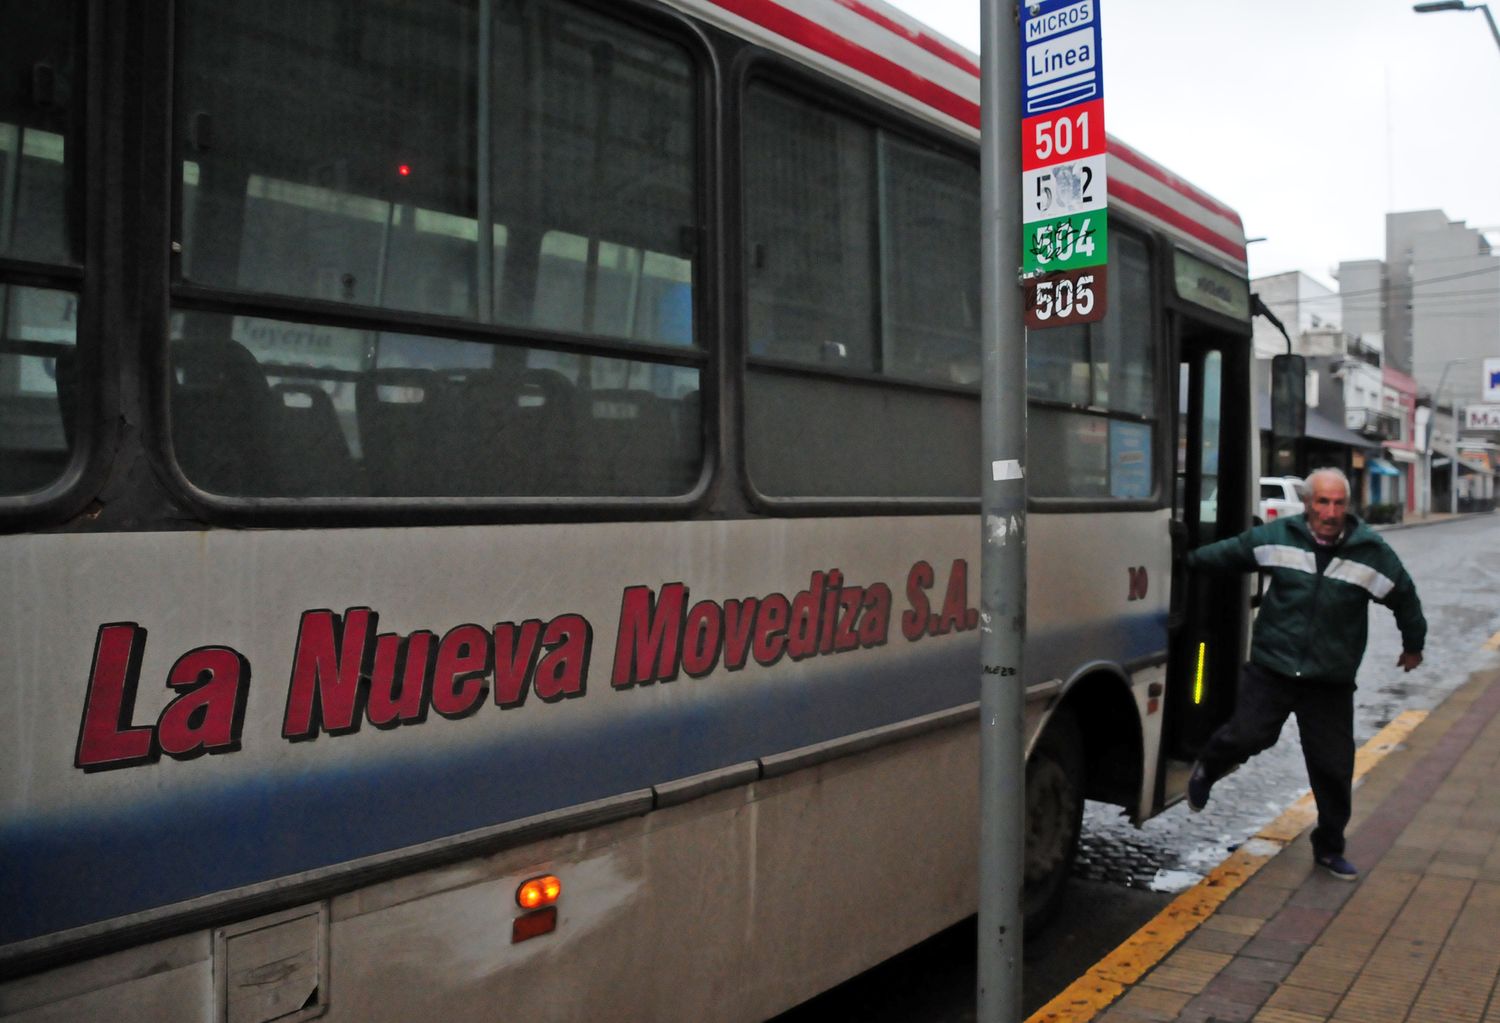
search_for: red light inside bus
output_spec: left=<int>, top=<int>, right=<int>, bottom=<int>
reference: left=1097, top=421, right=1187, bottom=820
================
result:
left=512, top=906, right=557, bottom=944
left=516, top=874, right=562, bottom=910
left=397, top=163, right=411, bottom=177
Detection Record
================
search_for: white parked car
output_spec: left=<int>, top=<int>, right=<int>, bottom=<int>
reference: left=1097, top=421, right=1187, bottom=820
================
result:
left=1258, top=476, right=1307, bottom=522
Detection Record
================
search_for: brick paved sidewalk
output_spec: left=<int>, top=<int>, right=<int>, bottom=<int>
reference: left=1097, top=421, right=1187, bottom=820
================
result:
left=1096, top=664, right=1500, bottom=1023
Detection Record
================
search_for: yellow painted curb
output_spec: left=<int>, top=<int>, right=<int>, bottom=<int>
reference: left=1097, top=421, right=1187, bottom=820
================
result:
left=1483, top=631, right=1500, bottom=652
left=1025, top=708, right=1427, bottom=1023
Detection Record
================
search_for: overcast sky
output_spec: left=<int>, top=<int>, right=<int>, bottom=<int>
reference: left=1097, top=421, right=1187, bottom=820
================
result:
left=884, top=0, right=1500, bottom=290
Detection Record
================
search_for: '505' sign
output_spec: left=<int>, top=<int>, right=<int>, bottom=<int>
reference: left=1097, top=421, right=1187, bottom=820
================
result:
left=1023, top=266, right=1108, bottom=329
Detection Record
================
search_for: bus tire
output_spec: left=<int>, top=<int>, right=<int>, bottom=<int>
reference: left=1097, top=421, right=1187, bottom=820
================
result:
left=1023, top=705, right=1084, bottom=933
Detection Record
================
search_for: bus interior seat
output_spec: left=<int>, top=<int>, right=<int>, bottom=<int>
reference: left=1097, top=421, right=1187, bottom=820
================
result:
left=448, top=369, right=516, bottom=495
left=170, top=339, right=282, bottom=495
left=270, top=381, right=362, bottom=496
left=510, top=368, right=578, bottom=495
left=356, top=367, right=456, bottom=496
left=585, top=388, right=676, bottom=496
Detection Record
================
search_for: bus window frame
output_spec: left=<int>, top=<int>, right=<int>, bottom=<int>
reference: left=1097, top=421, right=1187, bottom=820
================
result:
left=730, top=50, right=985, bottom=516
left=152, top=0, right=720, bottom=528
left=0, top=0, right=115, bottom=533
left=729, top=53, right=1174, bottom=517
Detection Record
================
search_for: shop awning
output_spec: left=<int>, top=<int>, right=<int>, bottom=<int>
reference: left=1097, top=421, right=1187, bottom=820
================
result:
left=1308, top=411, right=1384, bottom=448
left=1458, top=454, right=1495, bottom=475
left=1368, top=459, right=1400, bottom=477
left=1433, top=442, right=1494, bottom=475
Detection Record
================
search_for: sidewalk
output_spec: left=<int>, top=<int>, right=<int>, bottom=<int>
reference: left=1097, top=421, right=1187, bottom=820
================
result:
left=1030, top=659, right=1500, bottom=1023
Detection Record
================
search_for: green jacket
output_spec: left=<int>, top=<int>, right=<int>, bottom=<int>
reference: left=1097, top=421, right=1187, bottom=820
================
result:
left=1186, top=513, right=1425, bottom=685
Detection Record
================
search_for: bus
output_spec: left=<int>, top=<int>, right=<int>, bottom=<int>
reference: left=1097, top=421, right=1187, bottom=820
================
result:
left=0, top=0, right=1256, bottom=1019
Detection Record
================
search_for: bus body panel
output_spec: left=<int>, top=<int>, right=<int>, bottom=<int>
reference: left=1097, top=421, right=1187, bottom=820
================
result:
left=0, top=508, right=1167, bottom=955
left=2, top=725, right=978, bottom=1023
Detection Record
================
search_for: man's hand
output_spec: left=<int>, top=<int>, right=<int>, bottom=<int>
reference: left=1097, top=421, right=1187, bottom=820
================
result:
left=1397, top=651, right=1423, bottom=672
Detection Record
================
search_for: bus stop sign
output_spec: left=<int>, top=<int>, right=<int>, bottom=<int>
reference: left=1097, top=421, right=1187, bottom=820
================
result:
left=1020, top=0, right=1108, bottom=328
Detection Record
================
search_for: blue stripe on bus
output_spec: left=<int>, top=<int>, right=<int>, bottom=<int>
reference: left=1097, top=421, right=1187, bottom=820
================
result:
left=1, top=611, right=1165, bottom=945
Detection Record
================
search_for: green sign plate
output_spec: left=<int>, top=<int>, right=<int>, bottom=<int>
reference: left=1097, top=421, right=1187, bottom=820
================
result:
left=1022, top=211, right=1108, bottom=274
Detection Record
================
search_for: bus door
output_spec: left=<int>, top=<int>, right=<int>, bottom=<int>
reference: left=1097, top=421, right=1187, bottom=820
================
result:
left=1162, top=326, right=1252, bottom=787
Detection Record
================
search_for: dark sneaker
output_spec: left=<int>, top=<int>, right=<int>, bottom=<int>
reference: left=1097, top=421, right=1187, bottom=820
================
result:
left=1315, top=852, right=1359, bottom=881
left=1187, top=761, right=1212, bottom=813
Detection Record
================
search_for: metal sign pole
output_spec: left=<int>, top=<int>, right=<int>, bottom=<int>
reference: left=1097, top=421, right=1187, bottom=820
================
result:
left=977, top=1, right=1025, bottom=1019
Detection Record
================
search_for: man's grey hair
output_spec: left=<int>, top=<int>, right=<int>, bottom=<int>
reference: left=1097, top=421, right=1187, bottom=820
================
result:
left=1305, top=466, right=1351, bottom=499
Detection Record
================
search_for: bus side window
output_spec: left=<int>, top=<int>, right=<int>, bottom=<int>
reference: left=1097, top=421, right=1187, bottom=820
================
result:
left=743, top=85, right=877, bottom=371
left=490, top=8, right=697, bottom=346
left=1026, top=232, right=1156, bottom=502
left=741, top=81, right=979, bottom=501
left=170, top=0, right=705, bottom=508
left=878, top=135, right=980, bottom=386
left=1, top=7, right=84, bottom=500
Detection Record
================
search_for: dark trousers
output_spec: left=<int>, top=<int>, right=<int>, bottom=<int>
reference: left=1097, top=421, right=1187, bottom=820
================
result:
left=1199, top=662, right=1356, bottom=858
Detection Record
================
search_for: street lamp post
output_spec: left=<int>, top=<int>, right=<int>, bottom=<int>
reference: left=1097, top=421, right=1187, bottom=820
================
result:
left=1407, top=4, right=1494, bottom=515
left=1429, top=366, right=1457, bottom=516
left=1413, top=1, right=1500, bottom=55
left=1427, top=357, right=1488, bottom=515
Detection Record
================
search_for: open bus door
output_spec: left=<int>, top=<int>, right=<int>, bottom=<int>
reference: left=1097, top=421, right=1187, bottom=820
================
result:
left=1161, top=325, right=1253, bottom=800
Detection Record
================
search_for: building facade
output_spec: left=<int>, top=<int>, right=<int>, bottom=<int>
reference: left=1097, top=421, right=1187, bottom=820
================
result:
left=1335, top=210, right=1500, bottom=515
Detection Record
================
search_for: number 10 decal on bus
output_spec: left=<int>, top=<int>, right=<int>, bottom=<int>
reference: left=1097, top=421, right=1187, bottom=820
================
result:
left=1022, top=0, right=1109, bottom=328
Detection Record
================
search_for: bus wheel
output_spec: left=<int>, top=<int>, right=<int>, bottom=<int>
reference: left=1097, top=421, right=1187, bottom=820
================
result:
left=1023, top=706, right=1084, bottom=933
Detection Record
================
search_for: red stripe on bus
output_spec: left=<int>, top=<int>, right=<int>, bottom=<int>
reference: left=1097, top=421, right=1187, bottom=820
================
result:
left=1109, top=178, right=1247, bottom=264
left=1107, top=140, right=1242, bottom=227
left=833, top=0, right=983, bottom=77
left=711, top=0, right=981, bottom=126
left=707, top=0, right=1244, bottom=255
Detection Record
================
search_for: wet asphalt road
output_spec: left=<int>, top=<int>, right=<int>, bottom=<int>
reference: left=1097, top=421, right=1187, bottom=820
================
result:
left=773, top=513, right=1500, bottom=1021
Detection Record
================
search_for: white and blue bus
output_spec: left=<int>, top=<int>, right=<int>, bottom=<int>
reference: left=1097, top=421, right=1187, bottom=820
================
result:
left=0, top=1, right=1256, bottom=1019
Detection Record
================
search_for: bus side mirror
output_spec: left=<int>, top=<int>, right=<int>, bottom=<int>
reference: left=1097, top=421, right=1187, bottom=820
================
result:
left=1270, top=354, right=1306, bottom=439
left=1269, top=354, right=1305, bottom=477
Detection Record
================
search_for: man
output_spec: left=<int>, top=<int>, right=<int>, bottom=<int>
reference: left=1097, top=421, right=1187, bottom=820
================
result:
left=1185, top=467, right=1425, bottom=881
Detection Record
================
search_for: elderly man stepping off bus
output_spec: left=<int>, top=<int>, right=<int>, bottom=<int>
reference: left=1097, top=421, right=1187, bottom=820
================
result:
left=1183, top=467, right=1426, bottom=881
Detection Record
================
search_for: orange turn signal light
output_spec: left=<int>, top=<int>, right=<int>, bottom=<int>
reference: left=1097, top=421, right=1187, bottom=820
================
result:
left=516, top=874, right=562, bottom=910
